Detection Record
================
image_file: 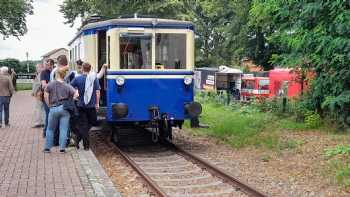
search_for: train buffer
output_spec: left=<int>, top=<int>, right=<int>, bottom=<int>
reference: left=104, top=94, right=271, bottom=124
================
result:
left=0, top=91, right=121, bottom=197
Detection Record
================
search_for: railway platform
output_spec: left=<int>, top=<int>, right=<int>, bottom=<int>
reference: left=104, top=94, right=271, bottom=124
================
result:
left=0, top=91, right=120, bottom=197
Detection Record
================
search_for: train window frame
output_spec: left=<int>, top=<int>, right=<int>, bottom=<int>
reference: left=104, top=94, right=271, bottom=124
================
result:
left=114, top=28, right=194, bottom=71
left=119, top=32, right=153, bottom=70
left=242, top=79, right=255, bottom=89
left=155, top=33, right=187, bottom=70
left=258, top=79, right=270, bottom=90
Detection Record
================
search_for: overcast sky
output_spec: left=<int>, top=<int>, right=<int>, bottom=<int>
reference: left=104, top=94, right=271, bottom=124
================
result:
left=0, top=0, right=80, bottom=61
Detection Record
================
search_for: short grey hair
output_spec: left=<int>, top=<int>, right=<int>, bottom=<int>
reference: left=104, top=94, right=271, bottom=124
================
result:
left=0, top=66, right=9, bottom=74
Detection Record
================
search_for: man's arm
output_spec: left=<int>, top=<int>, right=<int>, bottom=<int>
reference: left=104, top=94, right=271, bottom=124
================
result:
left=95, top=90, right=100, bottom=110
left=44, top=92, right=50, bottom=106
left=97, top=64, right=107, bottom=79
left=8, top=78, right=15, bottom=96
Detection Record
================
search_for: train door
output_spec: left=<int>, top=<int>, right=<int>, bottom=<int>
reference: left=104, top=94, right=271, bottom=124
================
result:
left=97, top=30, right=107, bottom=106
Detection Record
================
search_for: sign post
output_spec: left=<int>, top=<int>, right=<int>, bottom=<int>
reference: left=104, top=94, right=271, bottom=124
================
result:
left=26, top=52, right=29, bottom=73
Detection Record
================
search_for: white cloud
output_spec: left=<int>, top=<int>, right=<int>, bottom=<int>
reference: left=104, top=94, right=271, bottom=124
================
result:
left=0, top=0, right=80, bottom=61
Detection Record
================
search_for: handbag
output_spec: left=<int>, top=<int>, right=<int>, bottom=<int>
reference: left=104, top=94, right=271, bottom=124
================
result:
left=36, top=89, right=44, bottom=101
left=62, top=99, right=79, bottom=116
left=53, top=81, right=79, bottom=116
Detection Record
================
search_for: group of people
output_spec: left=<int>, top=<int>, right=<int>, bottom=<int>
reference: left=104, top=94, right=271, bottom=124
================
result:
left=32, top=55, right=107, bottom=153
left=0, top=67, right=16, bottom=128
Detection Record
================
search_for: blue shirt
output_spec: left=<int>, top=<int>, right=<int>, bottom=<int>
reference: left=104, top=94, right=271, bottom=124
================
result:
left=71, top=75, right=100, bottom=108
left=40, top=69, right=51, bottom=83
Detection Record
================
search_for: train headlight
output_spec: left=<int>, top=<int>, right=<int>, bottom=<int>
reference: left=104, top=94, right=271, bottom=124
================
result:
left=184, top=76, right=192, bottom=85
left=116, top=76, right=125, bottom=86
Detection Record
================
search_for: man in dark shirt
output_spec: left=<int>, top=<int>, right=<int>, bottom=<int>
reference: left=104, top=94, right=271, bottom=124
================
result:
left=40, top=59, right=54, bottom=137
left=71, top=62, right=100, bottom=150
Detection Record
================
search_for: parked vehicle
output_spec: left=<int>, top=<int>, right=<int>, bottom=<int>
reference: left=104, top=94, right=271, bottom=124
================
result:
left=241, top=76, right=270, bottom=100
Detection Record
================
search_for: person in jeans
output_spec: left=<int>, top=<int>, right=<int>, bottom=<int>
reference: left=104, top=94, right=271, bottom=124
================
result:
left=41, top=59, right=54, bottom=137
left=43, top=67, right=77, bottom=153
left=71, top=62, right=100, bottom=150
left=0, top=67, right=15, bottom=128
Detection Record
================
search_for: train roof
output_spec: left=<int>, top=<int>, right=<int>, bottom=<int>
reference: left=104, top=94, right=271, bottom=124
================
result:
left=68, top=18, right=194, bottom=46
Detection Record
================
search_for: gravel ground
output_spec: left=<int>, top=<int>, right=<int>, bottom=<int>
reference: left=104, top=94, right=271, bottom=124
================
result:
left=173, top=129, right=350, bottom=197
left=125, top=145, right=248, bottom=197
left=90, top=130, right=155, bottom=197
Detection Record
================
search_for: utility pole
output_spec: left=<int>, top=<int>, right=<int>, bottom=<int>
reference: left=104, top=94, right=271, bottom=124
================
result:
left=26, top=52, right=29, bottom=73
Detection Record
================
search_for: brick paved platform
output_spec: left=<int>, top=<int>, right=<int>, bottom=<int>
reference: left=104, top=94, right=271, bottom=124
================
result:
left=0, top=91, right=121, bottom=197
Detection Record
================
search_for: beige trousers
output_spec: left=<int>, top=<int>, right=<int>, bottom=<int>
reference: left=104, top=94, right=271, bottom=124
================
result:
left=34, top=99, right=45, bottom=126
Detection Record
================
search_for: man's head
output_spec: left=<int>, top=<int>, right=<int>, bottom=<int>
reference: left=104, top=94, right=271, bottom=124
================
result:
left=55, top=66, right=69, bottom=80
left=76, top=59, right=83, bottom=71
left=82, top=62, right=92, bottom=73
left=0, top=66, right=9, bottom=75
left=57, top=55, right=68, bottom=67
left=45, top=59, right=54, bottom=70
left=36, top=64, right=44, bottom=73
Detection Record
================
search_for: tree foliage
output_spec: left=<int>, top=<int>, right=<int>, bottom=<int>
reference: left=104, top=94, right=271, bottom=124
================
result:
left=0, top=58, right=36, bottom=73
left=251, top=0, right=350, bottom=126
left=0, top=0, right=33, bottom=38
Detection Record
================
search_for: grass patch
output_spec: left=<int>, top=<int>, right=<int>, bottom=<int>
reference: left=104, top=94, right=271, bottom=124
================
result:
left=16, top=83, right=32, bottom=91
left=278, top=118, right=310, bottom=131
left=188, top=101, right=280, bottom=148
left=185, top=92, right=317, bottom=149
left=327, top=160, right=350, bottom=188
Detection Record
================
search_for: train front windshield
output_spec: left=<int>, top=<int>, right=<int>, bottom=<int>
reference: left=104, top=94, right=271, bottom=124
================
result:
left=155, top=34, right=186, bottom=69
left=120, top=33, right=152, bottom=69
left=119, top=32, right=187, bottom=70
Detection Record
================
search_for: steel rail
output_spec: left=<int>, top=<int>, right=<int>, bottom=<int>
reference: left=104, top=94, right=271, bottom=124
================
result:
left=114, top=146, right=167, bottom=197
left=168, top=142, right=268, bottom=197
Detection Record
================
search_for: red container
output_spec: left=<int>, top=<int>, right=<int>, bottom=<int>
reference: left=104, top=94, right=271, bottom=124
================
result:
left=269, top=68, right=303, bottom=98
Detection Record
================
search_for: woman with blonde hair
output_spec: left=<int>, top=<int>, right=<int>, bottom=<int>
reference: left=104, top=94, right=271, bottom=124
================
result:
left=43, top=67, right=78, bottom=153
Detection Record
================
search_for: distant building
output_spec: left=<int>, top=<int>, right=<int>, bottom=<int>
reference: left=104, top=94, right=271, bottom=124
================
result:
left=42, top=48, right=68, bottom=64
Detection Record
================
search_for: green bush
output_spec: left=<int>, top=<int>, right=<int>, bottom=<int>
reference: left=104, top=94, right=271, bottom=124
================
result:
left=304, top=110, right=322, bottom=129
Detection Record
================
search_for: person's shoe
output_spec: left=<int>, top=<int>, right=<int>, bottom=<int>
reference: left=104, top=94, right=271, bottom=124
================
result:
left=59, top=149, right=66, bottom=153
left=83, top=146, right=89, bottom=151
left=32, top=125, right=41, bottom=128
left=0, top=125, right=2, bottom=128
left=43, top=149, right=50, bottom=153
left=5, top=124, right=10, bottom=128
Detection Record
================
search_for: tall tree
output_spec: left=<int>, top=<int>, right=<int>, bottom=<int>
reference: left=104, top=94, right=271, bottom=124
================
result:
left=0, top=0, right=33, bottom=38
left=251, top=0, right=350, bottom=125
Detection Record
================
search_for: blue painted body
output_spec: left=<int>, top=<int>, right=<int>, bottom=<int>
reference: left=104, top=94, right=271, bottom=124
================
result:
left=106, top=71, right=194, bottom=122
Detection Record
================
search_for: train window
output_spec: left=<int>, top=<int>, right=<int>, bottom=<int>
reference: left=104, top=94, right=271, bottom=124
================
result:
left=242, top=80, right=255, bottom=89
left=259, top=79, right=269, bottom=90
left=119, top=33, right=152, bottom=69
left=155, top=34, right=186, bottom=69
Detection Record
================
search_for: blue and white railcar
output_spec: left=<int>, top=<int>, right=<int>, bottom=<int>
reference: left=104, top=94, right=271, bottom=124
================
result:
left=68, top=17, right=201, bottom=141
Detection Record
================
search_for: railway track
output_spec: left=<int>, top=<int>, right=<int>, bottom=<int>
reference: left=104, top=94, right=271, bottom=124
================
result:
left=113, top=138, right=267, bottom=197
